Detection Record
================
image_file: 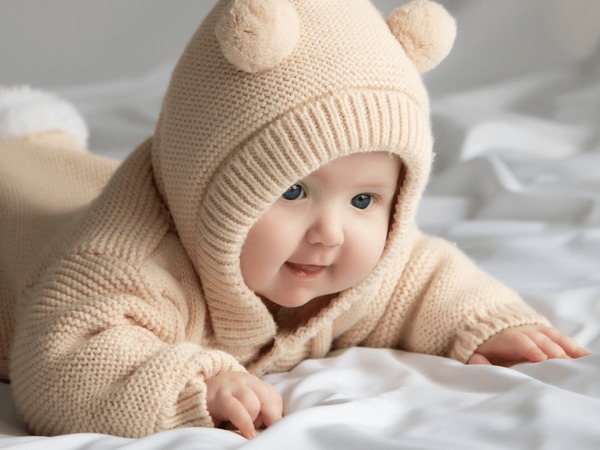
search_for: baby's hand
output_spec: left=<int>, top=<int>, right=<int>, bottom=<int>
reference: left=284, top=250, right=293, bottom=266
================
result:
left=206, top=371, right=283, bottom=439
left=468, top=325, right=591, bottom=366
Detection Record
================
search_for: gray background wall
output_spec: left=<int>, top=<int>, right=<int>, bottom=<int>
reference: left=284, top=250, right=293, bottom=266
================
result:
left=1, top=1, right=599, bottom=96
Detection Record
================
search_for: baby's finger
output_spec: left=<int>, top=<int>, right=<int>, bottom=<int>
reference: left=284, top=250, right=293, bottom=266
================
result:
left=530, top=332, right=568, bottom=359
left=514, top=334, right=547, bottom=362
left=221, top=396, right=257, bottom=439
left=468, top=353, right=492, bottom=365
left=233, top=385, right=263, bottom=422
left=570, top=346, right=593, bottom=358
left=542, top=329, right=592, bottom=358
left=247, top=380, right=283, bottom=427
left=259, top=394, right=284, bottom=427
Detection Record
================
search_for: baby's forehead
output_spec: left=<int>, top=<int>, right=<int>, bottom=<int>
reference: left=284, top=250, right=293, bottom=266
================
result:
left=304, top=151, right=401, bottom=182
left=292, top=152, right=402, bottom=191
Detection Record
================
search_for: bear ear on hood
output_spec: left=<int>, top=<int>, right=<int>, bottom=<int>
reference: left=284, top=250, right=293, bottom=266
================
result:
left=387, top=0, right=456, bottom=73
left=215, top=0, right=455, bottom=75
left=215, top=0, right=300, bottom=73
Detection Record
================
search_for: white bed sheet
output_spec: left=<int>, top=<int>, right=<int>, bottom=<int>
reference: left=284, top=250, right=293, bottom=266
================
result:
left=2, top=6, right=599, bottom=450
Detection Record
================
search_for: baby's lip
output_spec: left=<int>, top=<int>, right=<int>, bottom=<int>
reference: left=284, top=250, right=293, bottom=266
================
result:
left=286, top=262, right=327, bottom=273
left=284, top=262, right=329, bottom=278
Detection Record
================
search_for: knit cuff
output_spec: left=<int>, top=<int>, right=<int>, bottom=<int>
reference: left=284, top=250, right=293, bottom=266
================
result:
left=450, top=301, right=552, bottom=363
left=160, top=376, right=215, bottom=430
left=0, top=85, right=88, bottom=147
left=158, top=347, right=246, bottom=431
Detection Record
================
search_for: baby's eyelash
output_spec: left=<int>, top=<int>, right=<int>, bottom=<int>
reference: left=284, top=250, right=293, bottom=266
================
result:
left=351, top=193, right=377, bottom=209
left=281, top=184, right=305, bottom=200
left=362, top=192, right=383, bottom=202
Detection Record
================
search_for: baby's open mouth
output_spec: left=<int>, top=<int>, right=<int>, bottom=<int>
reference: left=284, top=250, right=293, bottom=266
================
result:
left=285, top=262, right=327, bottom=278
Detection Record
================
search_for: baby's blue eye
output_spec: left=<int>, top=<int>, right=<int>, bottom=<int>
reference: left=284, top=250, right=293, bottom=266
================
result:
left=282, top=184, right=305, bottom=200
left=351, top=194, right=373, bottom=209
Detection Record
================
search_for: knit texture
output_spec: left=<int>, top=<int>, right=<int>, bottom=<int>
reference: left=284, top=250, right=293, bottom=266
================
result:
left=1, top=0, right=549, bottom=437
left=152, top=0, right=436, bottom=348
left=0, top=132, right=115, bottom=382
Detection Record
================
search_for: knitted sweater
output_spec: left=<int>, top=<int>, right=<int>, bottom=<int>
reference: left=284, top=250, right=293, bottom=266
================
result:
left=0, top=0, right=549, bottom=438
left=1, top=131, right=547, bottom=436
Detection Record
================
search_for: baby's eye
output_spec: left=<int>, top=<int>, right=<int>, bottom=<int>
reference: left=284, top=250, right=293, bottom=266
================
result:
left=282, top=184, right=305, bottom=201
left=351, top=193, right=374, bottom=210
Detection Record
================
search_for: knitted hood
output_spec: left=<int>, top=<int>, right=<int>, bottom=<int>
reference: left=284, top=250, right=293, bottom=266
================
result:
left=151, top=0, right=456, bottom=347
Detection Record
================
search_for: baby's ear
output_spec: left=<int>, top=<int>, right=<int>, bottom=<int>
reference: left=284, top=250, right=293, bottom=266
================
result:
left=387, top=0, right=456, bottom=73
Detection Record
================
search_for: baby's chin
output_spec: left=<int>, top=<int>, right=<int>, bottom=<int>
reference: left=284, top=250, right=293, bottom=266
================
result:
left=262, top=294, right=336, bottom=329
left=260, top=291, right=336, bottom=311
left=263, top=294, right=320, bottom=310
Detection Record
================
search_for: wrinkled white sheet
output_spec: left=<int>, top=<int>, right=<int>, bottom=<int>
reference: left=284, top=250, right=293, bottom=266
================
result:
left=2, top=7, right=600, bottom=450
left=2, top=349, right=600, bottom=449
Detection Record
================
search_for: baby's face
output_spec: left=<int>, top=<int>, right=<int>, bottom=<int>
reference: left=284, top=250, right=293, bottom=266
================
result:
left=240, top=152, right=401, bottom=308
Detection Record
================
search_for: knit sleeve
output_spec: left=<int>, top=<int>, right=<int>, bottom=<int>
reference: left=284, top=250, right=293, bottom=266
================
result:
left=9, top=248, right=245, bottom=438
left=364, top=234, right=550, bottom=363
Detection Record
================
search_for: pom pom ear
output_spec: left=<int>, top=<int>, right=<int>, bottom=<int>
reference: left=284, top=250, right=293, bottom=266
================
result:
left=387, top=0, right=456, bottom=73
left=215, top=0, right=300, bottom=73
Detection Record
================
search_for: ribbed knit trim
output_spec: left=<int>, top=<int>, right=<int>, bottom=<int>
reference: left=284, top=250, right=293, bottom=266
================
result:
left=197, top=89, right=432, bottom=346
left=157, top=346, right=245, bottom=432
left=450, top=302, right=551, bottom=363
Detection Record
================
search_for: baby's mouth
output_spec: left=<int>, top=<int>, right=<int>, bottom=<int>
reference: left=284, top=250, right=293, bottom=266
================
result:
left=285, top=262, right=328, bottom=278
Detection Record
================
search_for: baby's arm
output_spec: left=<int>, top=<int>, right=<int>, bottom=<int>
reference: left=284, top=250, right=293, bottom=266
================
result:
left=206, top=371, right=283, bottom=438
left=10, top=246, right=248, bottom=437
left=363, top=233, right=589, bottom=365
left=469, top=325, right=591, bottom=366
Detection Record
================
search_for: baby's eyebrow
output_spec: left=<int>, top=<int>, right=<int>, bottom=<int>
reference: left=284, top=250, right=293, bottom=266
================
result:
left=354, top=181, right=398, bottom=191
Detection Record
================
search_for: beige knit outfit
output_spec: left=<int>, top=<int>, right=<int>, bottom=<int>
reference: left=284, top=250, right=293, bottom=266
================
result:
left=0, top=0, right=548, bottom=438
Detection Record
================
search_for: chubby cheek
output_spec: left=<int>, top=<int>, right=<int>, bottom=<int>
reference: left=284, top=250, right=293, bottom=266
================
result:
left=240, top=212, right=298, bottom=292
left=339, top=222, right=388, bottom=288
left=240, top=238, right=262, bottom=292
left=240, top=229, right=273, bottom=292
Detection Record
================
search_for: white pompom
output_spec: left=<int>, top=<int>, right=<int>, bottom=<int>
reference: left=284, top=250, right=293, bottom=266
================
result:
left=215, top=0, right=300, bottom=73
left=387, top=0, right=457, bottom=73
left=0, top=85, right=88, bottom=146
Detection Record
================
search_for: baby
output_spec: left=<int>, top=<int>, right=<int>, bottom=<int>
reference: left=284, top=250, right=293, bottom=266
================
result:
left=0, top=0, right=589, bottom=440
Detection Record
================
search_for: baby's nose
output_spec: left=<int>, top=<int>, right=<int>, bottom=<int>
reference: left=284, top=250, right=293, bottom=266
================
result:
left=305, top=212, right=344, bottom=247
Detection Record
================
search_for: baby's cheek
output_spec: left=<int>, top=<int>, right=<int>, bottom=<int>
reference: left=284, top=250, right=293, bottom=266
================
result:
left=367, top=219, right=390, bottom=257
left=344, top=236, right=384, bottom=283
